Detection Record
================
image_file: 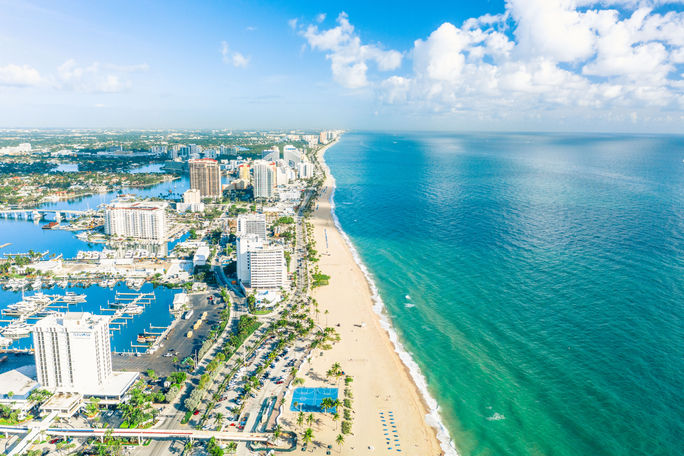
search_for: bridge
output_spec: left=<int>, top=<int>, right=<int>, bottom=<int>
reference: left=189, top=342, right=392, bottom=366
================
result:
left=0, top=424, right=270, bottom=455
left=0, top=208, right=94, bottom=222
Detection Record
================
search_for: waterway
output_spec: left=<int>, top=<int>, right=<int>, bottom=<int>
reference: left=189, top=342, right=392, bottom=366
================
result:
left=0, top=166, right=193, bottom=360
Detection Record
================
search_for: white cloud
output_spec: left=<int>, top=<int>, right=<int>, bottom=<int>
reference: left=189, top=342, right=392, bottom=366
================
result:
left=0, top=64, right=42, bottom=87
left=221, top=41, right=250, bottom=68
left=316, top=13, right=326, bottom=23
left=300, top=12, right=402, bottom=89
left=56, top=60, right=134, bottom=93
left=302, top=3, right=684, bottom=122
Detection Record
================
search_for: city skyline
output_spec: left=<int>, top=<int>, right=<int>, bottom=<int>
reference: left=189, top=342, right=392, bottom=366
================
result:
left=1, top=0, right=683, bottom=133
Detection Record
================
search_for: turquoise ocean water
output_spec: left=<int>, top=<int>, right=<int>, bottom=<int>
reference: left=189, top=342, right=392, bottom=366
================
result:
left=325, top=133, right=684, bottom=456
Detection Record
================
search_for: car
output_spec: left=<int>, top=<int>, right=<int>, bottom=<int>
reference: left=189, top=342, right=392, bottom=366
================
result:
left=50, top=438, right=60, bottom=444
left=229, top=422, right=236, bottom=427
left=275, top=380, right=284, bottom=385
left=193, top=409, right=200, bottom=416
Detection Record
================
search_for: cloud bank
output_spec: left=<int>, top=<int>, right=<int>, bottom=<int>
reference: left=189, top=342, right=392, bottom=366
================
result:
left=301, top=2, right=684, bottom=123
left=0, top=60, right=148, bottom=93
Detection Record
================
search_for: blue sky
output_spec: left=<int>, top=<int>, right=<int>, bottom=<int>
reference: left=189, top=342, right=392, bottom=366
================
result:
left=0, top=0, right=683, bottom=132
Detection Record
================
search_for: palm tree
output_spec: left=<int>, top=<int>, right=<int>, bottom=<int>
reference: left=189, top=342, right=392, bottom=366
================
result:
left=306, top=413, right=314, bottom=427
left=297, top=411, right=304, bottom=428
left=273, top=424, right=281, bottom=442
left=320, top=397, right=333, bottom=414
left=332, top=412, right=340, bottom=430
left=215, top=412, right=224, bottom=430
left=336, top=434, right=345, bottom=454
left=302, top=427, right=314, bottom=447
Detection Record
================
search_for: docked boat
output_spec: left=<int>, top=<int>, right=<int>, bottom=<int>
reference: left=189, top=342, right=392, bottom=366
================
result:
left=4, top=301, right=38, bottom=316
left=123, top=305, right=144, bottom=315
left=63, top=291, right=87, bottom=303
left=24, top=292, right=52, bottom=305
left=31, top=279, right=42, bottom=290
left=1, top=322, right=32, bottom=338
left=137, top=333, right=156, bottom=343
left=0, top=335, right=12, bottom=348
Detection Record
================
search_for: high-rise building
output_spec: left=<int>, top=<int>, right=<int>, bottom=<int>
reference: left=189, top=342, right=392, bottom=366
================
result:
left=236, top=235, right=287, bottom=290
left=253, top=160, right=275, bottom=199
left=189, top=158, right=222, bottom=198
left=237, top=234, right=263, bottom=285
left=104, top=199, right=167, bottom=241
left=283, top=145, right=302, bottom=168
left=170, top=145, right=182, bottom=160
left=262, top=147, right=279, bottom=161
left=319, top=131, right=329, bottom=144
left=238, top=164, right=251, bottom=181
left=297, top=162, right=315, bottom=179
left=149, top=145, right=167, bottom=155
left=32, top=312, right=112, bottom=392
left=237, top=213, right=267, bottom=240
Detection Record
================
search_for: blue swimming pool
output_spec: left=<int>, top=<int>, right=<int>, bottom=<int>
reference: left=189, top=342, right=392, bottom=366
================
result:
left=290, top=387, right=339, bottom=413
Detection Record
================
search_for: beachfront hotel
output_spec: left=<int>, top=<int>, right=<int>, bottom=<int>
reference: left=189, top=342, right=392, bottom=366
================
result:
left=104, top=198, right=168, bottom=241
left=189, top=158, right=221, bottom=198
left=237, top=213, right=267, bottom=241
left=31, top=312, right=138, bottom=400
left=237, top=234, right=287, bottom=290
left=32, top=312, right=112, bottom=392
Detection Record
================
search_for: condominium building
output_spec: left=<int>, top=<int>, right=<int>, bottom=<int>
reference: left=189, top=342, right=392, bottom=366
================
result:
left=237, top=213, right=267, bottom=240
left=32, top=313, right=112, bottom=392
left=253, top=160, right=275, bottom=199
left=247, top=245, right=287, bottom=290
left=236, top=235, right=286, bottom=290
left=104, top=199, right=167, bottom=241
left=189, top=158, right=221, bottom=198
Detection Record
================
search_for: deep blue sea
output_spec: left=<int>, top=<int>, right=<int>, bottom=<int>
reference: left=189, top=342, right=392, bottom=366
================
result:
left=325, top=133, right=684, bottom=456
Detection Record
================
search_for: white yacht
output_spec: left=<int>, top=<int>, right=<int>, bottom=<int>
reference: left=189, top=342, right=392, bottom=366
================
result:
left=123, top=305, right=144, bottom=315
left=63, top=291, right=87, bottom=303
left=1, top=322, right=32, bottom=338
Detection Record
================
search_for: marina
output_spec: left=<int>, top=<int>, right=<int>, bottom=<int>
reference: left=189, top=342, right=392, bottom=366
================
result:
left=0, top=284, right=178, bottom=356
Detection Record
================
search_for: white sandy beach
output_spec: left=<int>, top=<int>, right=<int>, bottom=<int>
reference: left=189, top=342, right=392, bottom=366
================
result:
left=279, top=142, right=444, bottom=455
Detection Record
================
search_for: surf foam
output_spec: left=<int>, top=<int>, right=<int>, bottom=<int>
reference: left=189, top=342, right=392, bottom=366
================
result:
left=325, top=163, right=459, bottom=456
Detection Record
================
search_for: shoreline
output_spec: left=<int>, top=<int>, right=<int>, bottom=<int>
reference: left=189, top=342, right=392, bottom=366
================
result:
left=306, top=140, right=456, bottom=455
